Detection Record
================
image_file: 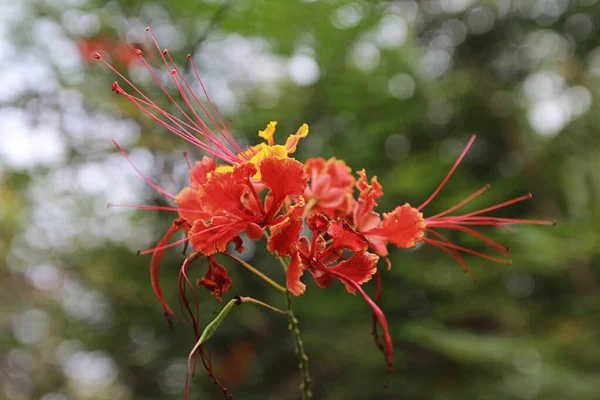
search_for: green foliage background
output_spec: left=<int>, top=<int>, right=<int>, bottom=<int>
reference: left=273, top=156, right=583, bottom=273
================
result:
left=1, top=0, right=598, bottom=399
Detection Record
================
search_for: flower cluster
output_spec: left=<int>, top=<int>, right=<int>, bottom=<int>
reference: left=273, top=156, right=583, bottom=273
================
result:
left=95, top=29, right=553, bottom=398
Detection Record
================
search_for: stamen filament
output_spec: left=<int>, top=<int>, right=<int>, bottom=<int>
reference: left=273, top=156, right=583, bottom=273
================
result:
left=427, top=184, right=491, bottom=220
left=113, top=140, right=176, bottom=200
left=417, top=135, right=477, bottom=211
left=423, top=238, right=511, bottom=264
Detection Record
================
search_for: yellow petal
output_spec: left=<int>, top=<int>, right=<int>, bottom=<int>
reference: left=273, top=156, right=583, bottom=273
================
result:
left=239, top=142, right=267, bottom=161
left=214, top=165, right=234, bottom=173
left=284, top=123, right=309, bottom=154
left=248, top=145, right=288, bottom=179
left=258, top=121, right=277, bottom=146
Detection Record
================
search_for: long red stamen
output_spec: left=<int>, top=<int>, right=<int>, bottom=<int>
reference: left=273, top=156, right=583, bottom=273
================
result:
left=108, top=203, right=212, bottom=219
left=428, top=224, right=510, bottom=255
left=424, top=229, right=476, bottom=279
left=427, top=184, right=491, bottom=220
left=113, top=81, right=239, bottom=164
left=164, top=49, right=246, bottom=156
left=132, top=38, right=239, bottom=163
left=424, top=238, right=511, bottom=264
left=113, top=140, right=176, bottom=200
left=452, top=193, right=533, bottom=219
left=111, top=82, right=222, bottom=156
left=186, top=53, right=245, bottom=157
left=144, top=29, right=244, bottom=159
left=97, top=56, right=220, bottom=157
left=95, top=44, right=242, bottom=164
left=138, top=221, right=237, bottom=255
left=108, top=203, right=179, bottom=212
left=417, top=135, right=476, bottom=211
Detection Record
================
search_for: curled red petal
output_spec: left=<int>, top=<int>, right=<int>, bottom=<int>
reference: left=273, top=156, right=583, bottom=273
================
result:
left=328, top=251, right=379, bottom=293
left=267, top=216, right=303, bottom=257
left=328, top=219, right=369, bottom=252
left=260, top=156, right=308, bottom=214
left=189, top=217, right=247, bottom=256
left=232, top=162, right=257, bottom=183
left=307, top=268, right=335, bottom=289
left=198, top=170, right=251, bottom=216
left=287, top=252, right=306, bottom=296
left=149, top=219, right=185, bottom=320
left=307, top=213, right=330, bottom=233
left=197, top=256, right=232, bottom=301
left=189, top=156, right=217, bottom=188
left=366, top=204, right=426, bottom=252
left=176, top=187, right=211, bottom=225
left=353, top=169, right=383, bottom=231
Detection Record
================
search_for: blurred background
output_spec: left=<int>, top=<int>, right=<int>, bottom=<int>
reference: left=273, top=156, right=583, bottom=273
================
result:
left=1, top=0, right=598, bottom=399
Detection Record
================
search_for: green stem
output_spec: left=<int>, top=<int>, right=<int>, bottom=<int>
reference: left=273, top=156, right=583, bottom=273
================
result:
left=280, top=258, right=312, bottom=399
left=238, top=296, right=288, bottom=316
left=225, top=253, right=287, bottom=293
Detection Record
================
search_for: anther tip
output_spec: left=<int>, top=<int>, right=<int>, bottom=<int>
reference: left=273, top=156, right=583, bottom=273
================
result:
left=163, top=49, right=169, bottom=55
left=107, top=203, right=112, bottom=208
left=186, top=53, right=192, bottom=58
left=134, top=48, right=142, bottom=55
left=92, top=52, right=101, bottom=59
left=145, top=26, right=150, bottom=31
left=484, top=183, right=491, bottom=189
left=527, top=193, right=533, bottom=199
left=136, top=250, right=142, bottom=256
left=552, top=220, right=557, bottom=226
left=111, top=81, right=119, bottom=91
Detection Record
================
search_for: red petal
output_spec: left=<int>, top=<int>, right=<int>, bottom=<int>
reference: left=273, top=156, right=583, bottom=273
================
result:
left=189, top=217, right=247, bottom=256
left=366, top=204, right=426, bottom=252
left=260, top=156, right=308, bottom=214
left=307, top=213, right=330, bottom=233
left=304, top=157, right=326, bottom=176
left=197, top=256, right=232, bottom=301
left=307, top=268, right=335, bottom=289
left=267, top=216, right=303, bottom=256
left=328, top=251, right=379, bottom=293
left=189, top=157, right=217, bottom=188
left=353, top=169, right=383, bottom=231
left=287, top=252, right=306, bottom=296
left=176, top=187, right=211, bottom=225
left=198, top=169, right=252, bottom=217
left=328, top=219, right=369, bottom=252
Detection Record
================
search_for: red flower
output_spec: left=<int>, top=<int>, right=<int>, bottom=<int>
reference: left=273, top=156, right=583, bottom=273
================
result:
left=197, top=256, right=233, bottom=301
left=98, top=28, right=554, bottom=396
left=270, top=214, right=393, bottom=370
left=303, top=157, right=355, bottom=218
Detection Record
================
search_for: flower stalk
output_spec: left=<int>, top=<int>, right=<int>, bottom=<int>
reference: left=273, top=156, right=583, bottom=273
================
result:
left=225, top=253, right=287, bottom=293
left=280, top=257, right=312, bottom=399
